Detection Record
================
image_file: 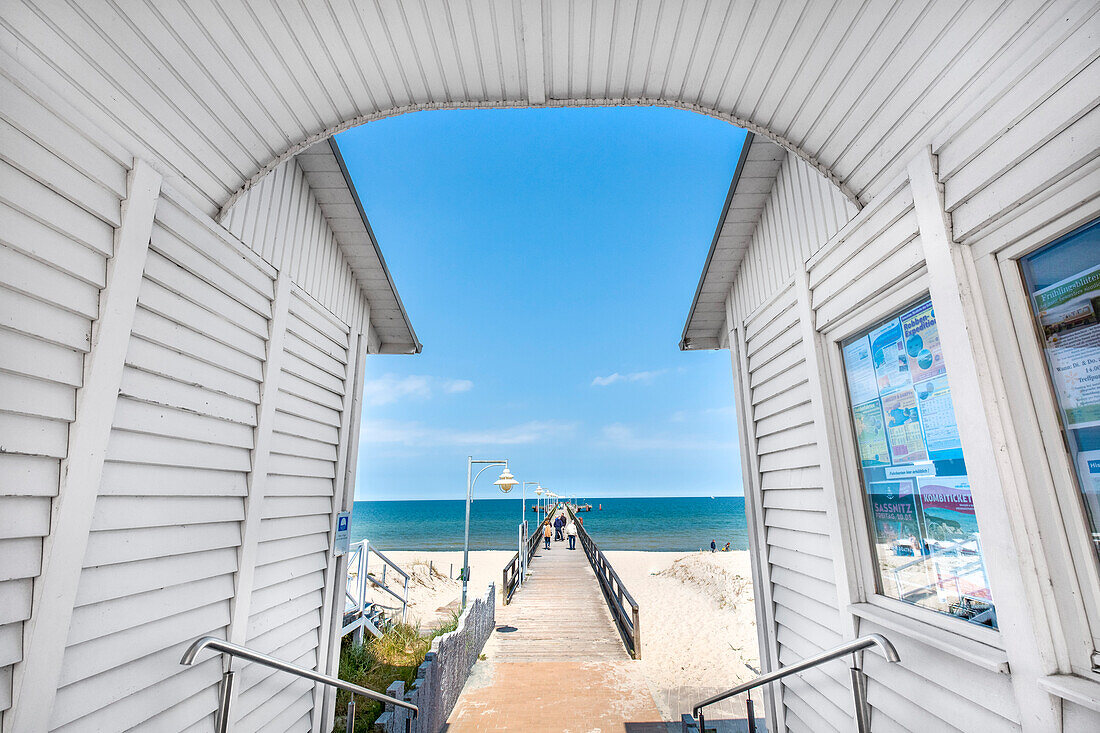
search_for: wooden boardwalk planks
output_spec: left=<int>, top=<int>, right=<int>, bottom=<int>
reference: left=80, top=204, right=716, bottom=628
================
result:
left=444, top=534, right=664, bottom=731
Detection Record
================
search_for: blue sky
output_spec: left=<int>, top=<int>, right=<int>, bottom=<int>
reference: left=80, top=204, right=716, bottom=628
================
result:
left=336, top=107, right=745, bottom=501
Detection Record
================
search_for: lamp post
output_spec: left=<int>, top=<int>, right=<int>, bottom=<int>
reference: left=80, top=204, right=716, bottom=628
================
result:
left=521, top=482, right=540, bottom=580
left=463, top=457, right=517, bottom=608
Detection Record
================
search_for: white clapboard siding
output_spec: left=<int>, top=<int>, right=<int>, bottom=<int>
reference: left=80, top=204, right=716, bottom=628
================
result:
left=741, top=290, right=850, bottom=733
left=932, top=0, right=1100, bottom=246
left=234, top=289, right=350, bottom=733
left=800, top=181, right=1023, bottom=730
left=48, top=192, right=276, bottom=732
left=731, top=151, right=857, bottom=320
left=0, top=61, right=125, bottom=715
left=724, top=148, right=857, bottom=732
left=223, top=156, right=367, bottom=331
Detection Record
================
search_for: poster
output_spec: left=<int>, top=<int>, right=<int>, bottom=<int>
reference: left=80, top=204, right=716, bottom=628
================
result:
left=1032, top=263, right=1100, bottom=429
left=917, top=476, right=979, bottom=542
left=843, top=335, right=879, bottom=406
left=900, top=301, right=946, bottom=382
left=853, top=400, right=890, bottom=466
left=882, top=389, right=928, bottom=463
left=914, top=375, right=962, bottom=457
left=1044, top=323, right=1100, bottom=429
left=869, top=318, right=913, bottom=395
left=1077, top=450, right=1100, bottom=497
left=868, top=480, right=922, bottom=541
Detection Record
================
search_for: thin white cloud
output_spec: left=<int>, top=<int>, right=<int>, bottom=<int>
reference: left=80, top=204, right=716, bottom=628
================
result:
left=670, top=405, right=736, bottom=422
left=443, top=379, right=474, bottom=394
left=363, top=374, right=474, bottom=406
left=591, top=369, right=666, bottom=387
left=362, top=418, right=577, bottom=447
left=599, top=422, right=734, bottom=451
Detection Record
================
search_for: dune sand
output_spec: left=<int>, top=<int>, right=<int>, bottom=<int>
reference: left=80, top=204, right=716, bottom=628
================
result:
left=605, top=550, right=761, bottom=721
left=363, top=548, right=759, bottom=721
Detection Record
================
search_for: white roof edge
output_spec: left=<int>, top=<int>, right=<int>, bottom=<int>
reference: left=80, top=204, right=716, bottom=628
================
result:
left=324, top=138, right=421, bottom=354
left=680, top=132, right=755, bottom=351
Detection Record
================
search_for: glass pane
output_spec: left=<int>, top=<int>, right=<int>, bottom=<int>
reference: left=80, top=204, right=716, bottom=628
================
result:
left=1020, top=219, right=1100, bottom=564
left=841, top=298, right=997, bottom=629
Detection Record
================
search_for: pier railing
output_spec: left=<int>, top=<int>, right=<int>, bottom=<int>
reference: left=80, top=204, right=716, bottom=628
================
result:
left=503, top=503, right=558, bottom=604
left=569, top=506, right=641, bottom=659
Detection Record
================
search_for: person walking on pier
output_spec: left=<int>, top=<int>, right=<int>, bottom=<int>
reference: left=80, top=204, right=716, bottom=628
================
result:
left=566, top=518, right=577, bottom=550
left=544, top=521, right=552, bottom=550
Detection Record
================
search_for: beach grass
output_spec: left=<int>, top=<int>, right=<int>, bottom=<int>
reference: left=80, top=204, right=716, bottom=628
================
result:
left=333, top=612, right=460, bottom=732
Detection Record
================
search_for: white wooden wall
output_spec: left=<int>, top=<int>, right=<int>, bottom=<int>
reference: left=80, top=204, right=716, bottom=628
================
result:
left=723, top=4, right=1100, bottom=729
left=47, top=188, right=274, bottom=731
left=222, top=156, right=369, bottom=331
left=0, top=48, right=373, bottom=732
left=0, top=53, right=128, bottom=725
left=726, top=151, right=858, bottom=732
left=234, top=290, right=354, bottom=733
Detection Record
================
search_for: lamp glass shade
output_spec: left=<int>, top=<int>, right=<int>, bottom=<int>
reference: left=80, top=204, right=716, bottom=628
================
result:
left=494, top=469, right=518, bottom=493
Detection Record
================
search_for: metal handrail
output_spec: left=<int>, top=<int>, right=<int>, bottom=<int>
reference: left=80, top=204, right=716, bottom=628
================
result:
left=345, top=539, right=410, bottom=635
left=365, top=542, right=411, bottom=580
left=181, top=636, right=417, bottom=732
left=689, top=634, right=898, bottom=732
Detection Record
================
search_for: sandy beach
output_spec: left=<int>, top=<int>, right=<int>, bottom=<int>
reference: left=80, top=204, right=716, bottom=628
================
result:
left=366, top=550, right=514, bottom=628
left=365, top=547, right=759, bottom=721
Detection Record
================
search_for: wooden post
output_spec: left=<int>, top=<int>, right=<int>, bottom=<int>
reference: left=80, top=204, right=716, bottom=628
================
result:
left=728, top=296, right=785, bottom=733
left=318, top=325, right=369, bottom=733
left=632, top=605, right=641, bottom=660
left=9, top=159, right=161, bottom=732
left=313, top=326, right=362, bottom=733
left=226, top=272, right=292, bottom=645
left=908, top=147, right=1058, bottom=732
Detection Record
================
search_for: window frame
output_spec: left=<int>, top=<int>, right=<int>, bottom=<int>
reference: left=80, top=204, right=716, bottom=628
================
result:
left=821, top=276, right=1006, bottom=650
left=995, top=222, right=1100, bottom=671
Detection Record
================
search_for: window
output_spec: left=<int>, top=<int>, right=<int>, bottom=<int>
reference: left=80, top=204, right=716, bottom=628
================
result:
left=1020, top=219, right=1100, bottom=566
left=840, top=297, right=997, bottom=629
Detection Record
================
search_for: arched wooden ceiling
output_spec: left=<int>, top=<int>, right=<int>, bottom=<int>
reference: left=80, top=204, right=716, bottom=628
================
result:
left=0, top=0, right=1063, bottom=218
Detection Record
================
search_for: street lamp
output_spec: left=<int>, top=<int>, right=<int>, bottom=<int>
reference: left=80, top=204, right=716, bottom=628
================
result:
left=463, top=457, right=515, bottom=608
left=519, top=482, right=540, bottom=581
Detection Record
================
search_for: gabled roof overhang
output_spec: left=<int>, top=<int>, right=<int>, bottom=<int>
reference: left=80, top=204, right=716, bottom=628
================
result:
left=680, top=134, right=785, bottom=350
left=295, top=140, right=421, bottom=355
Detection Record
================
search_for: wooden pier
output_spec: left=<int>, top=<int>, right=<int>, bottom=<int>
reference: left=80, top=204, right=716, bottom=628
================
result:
left=445, top=515, right=662, bottom=731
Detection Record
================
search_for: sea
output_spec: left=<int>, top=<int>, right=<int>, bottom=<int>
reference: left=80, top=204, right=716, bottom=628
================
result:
left=348, top=496, right=748, bottom=552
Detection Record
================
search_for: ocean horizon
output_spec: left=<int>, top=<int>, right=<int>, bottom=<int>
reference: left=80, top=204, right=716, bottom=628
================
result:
left=349, top=496, right=749, bottom=552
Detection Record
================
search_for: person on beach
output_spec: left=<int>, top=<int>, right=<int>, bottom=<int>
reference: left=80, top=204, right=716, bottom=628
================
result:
left=566, top=519, right=577, bottom=550
left=544, top=521, right=552, bottom=549
left=711, top=539, right=717, bottom=553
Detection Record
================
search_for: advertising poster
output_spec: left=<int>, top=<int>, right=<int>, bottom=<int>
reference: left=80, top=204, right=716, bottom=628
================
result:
left=868, top=480, right=922, bottom=541
left=869, top=318, right=913, bottom=395
left=1032, top=263, right=1100, bottom=429
left=900, top=301, right=946, bottom=383
left=914, top=375, right=963, bottom=457
left=1044, top=323, right=1100, bottom=429
left=1077, top=450, right=1100, bottom=497
left=917, top=476, right=979, bottom=541
left=883, top=389, right=928, bottom=463
left=853, top=400, right=890, bottom=466
left=843, top=336, right=879, bottom=406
